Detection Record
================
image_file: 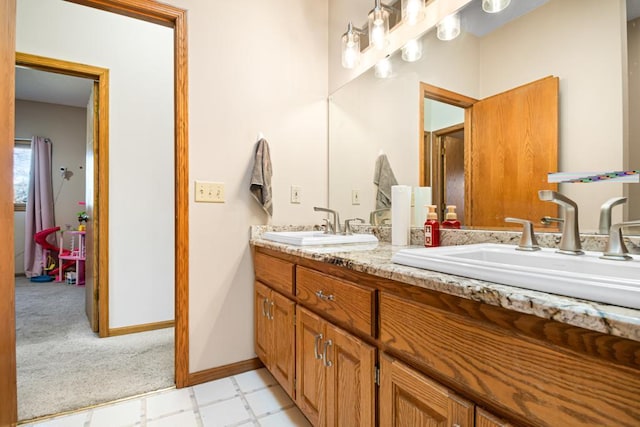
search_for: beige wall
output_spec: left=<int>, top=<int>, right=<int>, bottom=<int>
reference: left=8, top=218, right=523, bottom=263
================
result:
left=163, top=0, right=329, bottom=371
left=14, top=99, right=87, bottom=275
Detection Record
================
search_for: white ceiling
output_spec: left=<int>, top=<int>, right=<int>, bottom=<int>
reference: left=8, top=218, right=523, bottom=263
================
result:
left=15, top=66, right=93, bottom=108
left=462, top=0, right=550, bottom=37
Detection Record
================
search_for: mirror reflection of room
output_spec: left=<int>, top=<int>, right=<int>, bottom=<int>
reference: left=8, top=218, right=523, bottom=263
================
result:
left=329, top=0, right=639, bottom=232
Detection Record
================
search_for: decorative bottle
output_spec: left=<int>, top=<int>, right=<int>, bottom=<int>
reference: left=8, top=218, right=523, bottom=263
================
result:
left=424, top=205, right=440, bottom=247
left=442, top=205, right=461, bottom=229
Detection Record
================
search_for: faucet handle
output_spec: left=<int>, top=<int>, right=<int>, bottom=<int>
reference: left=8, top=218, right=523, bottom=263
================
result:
left=601, top=220, right=640, bottom=261
left=344, top=218, right=365, bottom=235
left=505, top=217, right=541, bottom=251
left=598, top=197, right=628, bottom=234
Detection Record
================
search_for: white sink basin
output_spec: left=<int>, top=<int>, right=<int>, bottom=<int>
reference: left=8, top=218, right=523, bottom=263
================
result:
left=262, top=231, right=378, bottom=246
left=392, top=243, right=640, bottom=309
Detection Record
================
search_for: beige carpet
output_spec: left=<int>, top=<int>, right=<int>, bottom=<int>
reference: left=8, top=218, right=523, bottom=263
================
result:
left=15, top=276, right=174, bottom=421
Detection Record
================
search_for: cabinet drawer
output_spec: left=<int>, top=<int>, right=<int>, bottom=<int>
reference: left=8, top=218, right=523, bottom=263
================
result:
left=254, top=251, right=295, bottom=296
left=379, top=291, right=640, bottom=427
left=296, top=266, right=375, bottom=337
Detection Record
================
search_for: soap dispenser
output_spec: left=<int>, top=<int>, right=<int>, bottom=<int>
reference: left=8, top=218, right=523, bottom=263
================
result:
left=424, top=205, right=440, bottom=247
left=442, top=205, right=461, bottom=229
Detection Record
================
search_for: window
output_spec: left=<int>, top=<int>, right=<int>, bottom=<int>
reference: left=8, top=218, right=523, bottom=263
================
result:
left=14, top=140, right=31, bottom=211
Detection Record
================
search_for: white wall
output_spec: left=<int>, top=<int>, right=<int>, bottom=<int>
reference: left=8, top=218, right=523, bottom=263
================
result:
left=14, top=99, right=87, bottom=274
left=17, top=0, right=175, bottom=328
left=163, top=0, right=329, bottom=371
left=426, top=100, right=465, bottom=132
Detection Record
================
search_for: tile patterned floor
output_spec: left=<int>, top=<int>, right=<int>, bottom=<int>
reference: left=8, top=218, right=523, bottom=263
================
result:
left=20, top=368, right=312, bottom=427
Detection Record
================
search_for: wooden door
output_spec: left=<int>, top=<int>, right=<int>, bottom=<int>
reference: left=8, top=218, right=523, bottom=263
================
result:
left=270, top=289, right=296, bottom=399
left=468, top=76, right=558, bottom=227
left=85, top=84, right=98, bottom=332
left=296, top=306, right=326, bottom=426
left=476, top=408, right=515, bottom=427
left=379, top=353, right=474, bottom=427
left=324, top=324, right=375, bottom=427
left=443, top=133, right=465, bottom=224
left=254, top=282, right=271, bottom=366
left=0, top=1, right=18, bottom=425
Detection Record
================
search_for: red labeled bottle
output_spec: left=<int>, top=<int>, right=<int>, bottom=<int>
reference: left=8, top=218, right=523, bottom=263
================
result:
left=442, top=205, right=461, bottom=229
left=424, top=205, right=440, bottom=247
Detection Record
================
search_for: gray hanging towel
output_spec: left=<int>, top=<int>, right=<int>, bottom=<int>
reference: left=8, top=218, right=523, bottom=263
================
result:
left=373, top=153, right=398, bottom=209
left=250, top=138, right=273, bottom=216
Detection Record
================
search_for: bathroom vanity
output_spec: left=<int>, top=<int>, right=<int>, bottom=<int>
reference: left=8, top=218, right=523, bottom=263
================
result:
left=250, top=229, right=640, bottom=426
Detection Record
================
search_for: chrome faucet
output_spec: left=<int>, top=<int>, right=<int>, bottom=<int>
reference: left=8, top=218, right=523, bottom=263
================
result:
left=344, top=218, right=365, bottom=235
left=598, top=197, right=627, bottom=235
left=540, top=216, right=563, bottom=226
left=538, top=190, right=583, bottom=255
left=505, top=217, right=540, bottom=251
left=314, top=207, right=342, bottom=234
left=600, top=220, right=640, bottom=260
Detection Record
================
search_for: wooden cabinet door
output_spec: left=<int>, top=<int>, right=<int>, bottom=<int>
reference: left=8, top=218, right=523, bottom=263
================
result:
left=254, top=281, right=271, bottom=366
left=296, top=306, right=325, bottom=426
left=476, top=408, right=515, bottom=427
left=379, top=353, right=474, bottom=427
left=324, top=323, right=375, bottom=427
left=271, top=289, right=296, bottom=399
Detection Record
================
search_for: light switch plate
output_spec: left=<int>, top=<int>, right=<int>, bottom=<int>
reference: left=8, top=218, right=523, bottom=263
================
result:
left=352, top=189, right=361, bottom=205
left=195, top=180, right=225, bottom=203
left=291, top=185, right=302, bottom=204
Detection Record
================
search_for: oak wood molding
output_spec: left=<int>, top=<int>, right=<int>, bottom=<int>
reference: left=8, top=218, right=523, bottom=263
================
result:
left=0, top=1, right=18, bottom=425
left=15, top=52, right=111, bottom=340
left=187, top=358, right=264, bottom=387
left=61, top=0, right=190, bottom=388
left=420, top=82, right=478, bottom=108
left=108, top=320, right=175, bottom=337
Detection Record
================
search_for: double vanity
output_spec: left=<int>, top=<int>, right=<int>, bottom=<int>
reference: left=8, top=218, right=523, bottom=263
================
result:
left=250, top=225, right=640, bottom=426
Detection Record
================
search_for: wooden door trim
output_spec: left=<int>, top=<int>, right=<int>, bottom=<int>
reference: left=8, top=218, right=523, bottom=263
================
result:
left=16, top=52, right=110, bottom=339
left=1, top=1, right=17, bottom=424
left=64, top=0, right=191, bottom=389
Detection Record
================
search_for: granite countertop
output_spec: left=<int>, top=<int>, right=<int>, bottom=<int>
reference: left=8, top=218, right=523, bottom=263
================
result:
left=250, top=226, right=640, bottom=343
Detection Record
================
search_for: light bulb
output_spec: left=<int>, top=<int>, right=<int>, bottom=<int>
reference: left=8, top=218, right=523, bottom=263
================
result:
left=374, top=57, right=392, bottom=79
left=402, top=0, right=425, bottom=25
left=368, top=3, right=390, bottom=50
left=437, top=13, right=460, bottom=41
left=482, top=0, right=511, bottom=13
left=341, top=23, right=361, bottom=69
left=401, top=39, right=422, bottom=62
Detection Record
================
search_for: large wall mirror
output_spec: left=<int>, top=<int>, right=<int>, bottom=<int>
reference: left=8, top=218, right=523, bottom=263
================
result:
left=329, top=0, right=640, bottom=233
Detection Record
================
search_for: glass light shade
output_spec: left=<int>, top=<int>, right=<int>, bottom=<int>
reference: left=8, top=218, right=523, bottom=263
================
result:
left=437, top=13, right=460, bottom=41
left=402, top=0, right=425, bottom=25
left=374, top=57, right=393, bottom=78
left=482, top=0, right=511, bottom=13
left=401, top=39, right=422, bottom=62
left=368, top=6, right=390, bottom=50
left=341, top=29, right=361, bottom=69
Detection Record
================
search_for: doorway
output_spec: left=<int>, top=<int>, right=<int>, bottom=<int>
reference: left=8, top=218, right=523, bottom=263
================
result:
left=429, top=123, right=465, bottom=224
left=0, top=1, right=190, bottom=425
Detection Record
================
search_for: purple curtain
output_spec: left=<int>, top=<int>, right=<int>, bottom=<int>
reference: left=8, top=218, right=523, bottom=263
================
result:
left=24, top=137, right=55, bottom=278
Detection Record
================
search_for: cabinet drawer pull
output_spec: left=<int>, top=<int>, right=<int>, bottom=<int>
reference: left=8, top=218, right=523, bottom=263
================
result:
left=323, top=339, right=333, bottom=367
left=268, top=301, right=274, bottom=320
left=262, top=298, right=269, bottom=318
left=315, top=290, right=335, bottom=301
left=314, top=334, right=324, bottom=360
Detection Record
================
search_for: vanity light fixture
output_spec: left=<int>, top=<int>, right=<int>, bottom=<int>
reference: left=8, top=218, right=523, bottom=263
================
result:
left=374, top=56, right=393, bottom=78
left=401, top=0, right=425, bottom=25
left=341, top=21, right=364, bottom=69
left=482, top=0, right=511, bottom=13
left=401, top=38, right=422, bottom=62
left=368, top=0, right=391, bottom=50
left=436, top=13, right=460, bottom=41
